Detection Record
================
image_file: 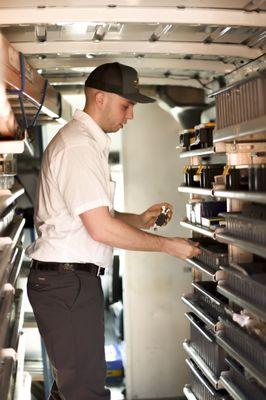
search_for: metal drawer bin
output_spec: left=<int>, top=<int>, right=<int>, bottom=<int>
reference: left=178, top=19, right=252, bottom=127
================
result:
left=193, top=281, right=228, bottom=321
left=195, top=243, right=228, bottom=272
left=0, top=205, right=16, bottom=236
left=220, top=357, right=266, bottom=400
left=218, top=318, right=266, bottom=379
left=220, top=212, right=266, bottom=246
left=186, top=359, right=230, bottom=400
left=186, top=313, right=227, bottom=377
left=220, top=263, right=266, bottom=314
left=214, top=73, right=266, bottom=130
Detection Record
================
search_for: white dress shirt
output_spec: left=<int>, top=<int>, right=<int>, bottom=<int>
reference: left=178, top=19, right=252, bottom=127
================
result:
left=26, top=110, right=115, bottom=267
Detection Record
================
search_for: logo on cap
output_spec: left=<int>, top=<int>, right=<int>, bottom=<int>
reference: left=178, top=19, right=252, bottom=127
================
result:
left=133, top=79, right=139, bottom=89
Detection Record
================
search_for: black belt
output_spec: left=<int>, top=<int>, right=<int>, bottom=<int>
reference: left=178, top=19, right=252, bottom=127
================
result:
left=31, top=260, right=105, bottom=276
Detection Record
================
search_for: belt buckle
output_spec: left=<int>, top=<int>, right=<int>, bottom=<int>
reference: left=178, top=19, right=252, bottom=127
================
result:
left=62, top=263, right=74, bottom=272
left=96, top=266, right=102, bottom=277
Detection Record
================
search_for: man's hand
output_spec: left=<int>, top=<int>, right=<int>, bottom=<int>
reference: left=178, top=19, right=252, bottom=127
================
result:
left=80, top=206, right=200, bottom=261
left=161, top=237, right=201, bottom=260
left=139, top=202, right=173, bottom=230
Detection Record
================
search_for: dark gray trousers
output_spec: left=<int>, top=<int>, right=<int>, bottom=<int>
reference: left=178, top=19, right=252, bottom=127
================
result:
left=27, top=267, right=110, bottom=400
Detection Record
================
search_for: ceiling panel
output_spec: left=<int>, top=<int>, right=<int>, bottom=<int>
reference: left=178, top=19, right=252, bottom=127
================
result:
left=0, top=1, right=265, bottom=91
left=0, top=1, right=257, bottom=9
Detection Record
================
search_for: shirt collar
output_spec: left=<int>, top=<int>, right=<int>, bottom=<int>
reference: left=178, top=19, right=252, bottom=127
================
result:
left=73, top=109, right=111, bottom=153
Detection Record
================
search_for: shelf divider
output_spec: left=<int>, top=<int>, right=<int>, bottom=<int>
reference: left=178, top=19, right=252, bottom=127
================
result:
left=217, top=284, right=266, bottom=322
left=216, top=232, right=266, bottom=258
left=180, top=220, right=216, bottom=238
left=214, top=190, right=266, bottom=204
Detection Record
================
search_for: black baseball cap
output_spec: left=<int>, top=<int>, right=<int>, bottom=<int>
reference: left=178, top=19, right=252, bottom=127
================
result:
left=85, top=62, right=155, bottom=104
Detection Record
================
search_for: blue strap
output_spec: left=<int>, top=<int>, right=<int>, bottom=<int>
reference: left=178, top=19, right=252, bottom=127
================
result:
left=7, top=52, right=48, bottom=129
left=31, top=78, right=48, bottom=128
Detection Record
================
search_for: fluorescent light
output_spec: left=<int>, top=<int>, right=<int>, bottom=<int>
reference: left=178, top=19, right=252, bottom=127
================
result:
left=219, top=26, right=232, bottom=37
left=63, top=23, right=90, bottom=35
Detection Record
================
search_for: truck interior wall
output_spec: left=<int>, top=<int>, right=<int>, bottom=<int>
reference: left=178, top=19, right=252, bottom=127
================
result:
left=122, top=102, right=191, bottom=398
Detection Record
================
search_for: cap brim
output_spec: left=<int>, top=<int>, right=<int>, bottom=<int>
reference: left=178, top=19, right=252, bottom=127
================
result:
left=122, top=92, right=156, bottom=104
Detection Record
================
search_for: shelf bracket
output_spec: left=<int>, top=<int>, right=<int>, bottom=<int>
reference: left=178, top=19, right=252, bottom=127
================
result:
left=7, top=52, right=48, bottom=130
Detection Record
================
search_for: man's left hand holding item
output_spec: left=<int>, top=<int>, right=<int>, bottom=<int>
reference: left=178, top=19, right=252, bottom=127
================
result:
left=114, top=202, right=173, bottom=230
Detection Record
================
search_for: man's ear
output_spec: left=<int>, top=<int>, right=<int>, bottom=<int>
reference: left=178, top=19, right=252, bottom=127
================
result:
left=95, top=91, right=105, bottom=108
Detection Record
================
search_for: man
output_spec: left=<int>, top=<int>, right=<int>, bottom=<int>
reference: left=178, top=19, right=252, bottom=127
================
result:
left=27, top=62, right=200, bottom=400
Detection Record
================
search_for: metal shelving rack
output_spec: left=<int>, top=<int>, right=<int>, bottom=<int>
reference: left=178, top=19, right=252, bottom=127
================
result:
left=178, top=186, right=266, bottom=205
left=180, top=220, right=216, bottom=238
left=180, top=73, right=266, bottom=400
left=1, top=33, right=72, bottom=127
left=178, top=142, right=226, bottom=159
left=0, top=34, right=74, bottom=400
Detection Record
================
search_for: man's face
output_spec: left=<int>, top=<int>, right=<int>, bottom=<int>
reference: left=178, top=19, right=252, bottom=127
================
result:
left=101, top=93, right=135, bottom=133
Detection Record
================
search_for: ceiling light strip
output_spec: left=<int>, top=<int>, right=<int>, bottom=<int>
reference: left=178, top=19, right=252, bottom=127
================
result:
left=0, top=7, right=265, bottom=27
left=13, top=41, right=262, bottom=59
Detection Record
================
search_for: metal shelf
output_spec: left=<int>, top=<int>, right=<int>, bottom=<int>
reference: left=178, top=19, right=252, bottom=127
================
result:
left=0, top=290, right=24, bottom=400
left=182, top=294, right=218, bottom=331
left=0, top=185, right=25, bottom=215
left=180, top=220, right=216, bottom=238
left=214, top=190, right=266, bottom=204
left=213, top=115, right=266, bottom=143
left=180, top=146, right=216, bottom=158
left=220, top=373, right=249, bottom=400
left=0, top=216, right=25, bottom=250
left=9, top=217, right=25, bottom=246
left=178, top=187, right=266, bottom=204
left=183, top=341, right=222, bottom=389
left=216, top=333, right=266, bottom=389
left=0, top=357, right=13, bottom=400
left=216, top=232, right=266, bottom=259
left=217, top=284, right=266, bottom=322
left=185, top=257, right=219, bottom=281
left=0, top=289, right=14, bottom=351
left=0, top=246, right=13, bottom=294
left=185, top=358, right=229, bottom=399
left=178, top=186, right=213, bottom=196
left=8, top=246, right=25, bottom=287
left=183, top=386, right=198, bottom=400
left=13, top=333, right=27, bottom=400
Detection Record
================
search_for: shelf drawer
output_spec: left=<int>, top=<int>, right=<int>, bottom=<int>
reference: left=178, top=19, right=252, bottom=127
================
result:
left=186, top=358, right=230, bottom=400
left=214, top=74, right=266, bottom=130
left=220, top=357, right=266, bottom=400
left=220, top=212, right=266, bottom=247
left=219, top=263, right=266, bottom=314
left=186, top=313, right=227, bottom=376
left=195, top=243, right=228, bottom=273
left=218, top=318, right=266, bottom=380
left=0, top=205, right=16, bottom=236
left=193, top=281, right=229, bottom=321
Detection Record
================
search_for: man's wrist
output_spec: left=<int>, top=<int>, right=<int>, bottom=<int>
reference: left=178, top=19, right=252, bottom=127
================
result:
left=138, top=213, right=145, bottom=229
left=157, top=236, right=169, bottom=253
